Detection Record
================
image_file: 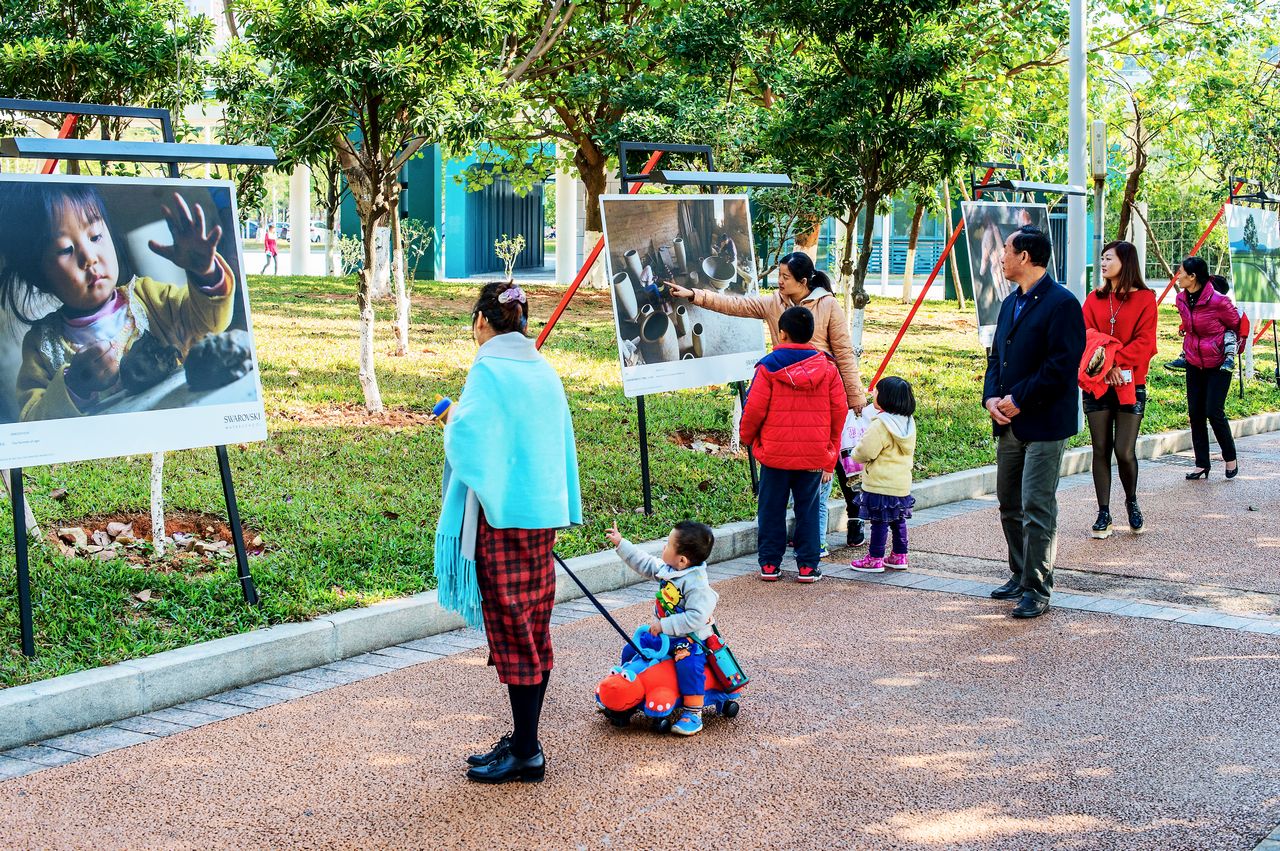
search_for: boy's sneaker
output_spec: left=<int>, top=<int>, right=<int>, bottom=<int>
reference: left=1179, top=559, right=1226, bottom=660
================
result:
left=850, top=555, right=885, bottom=573
left=1221, top=355, right=1235, bottom=373
left=796, top=565, right=823, bottom=583
left=671, top=708, right=703, bottom=736
left=759, top=563, right=781, bottom=582
left=884, top=553, right=909, bottom=570
left=847, top=519, right=865, bottom=548
left=819, top=544, right=831, bottom=559
left=1165, top=356, right=1188, bottom=371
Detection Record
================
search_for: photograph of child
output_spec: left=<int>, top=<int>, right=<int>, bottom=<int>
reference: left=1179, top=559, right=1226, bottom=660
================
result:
left=0, top=174, right=266, bottom=467
left=600, top=194, right=766, bottom=398
left=961, top=201, right=1053, bottom=346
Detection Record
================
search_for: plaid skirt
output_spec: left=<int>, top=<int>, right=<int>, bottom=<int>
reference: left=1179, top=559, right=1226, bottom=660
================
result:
left=475, top=513, right=557, bottom=686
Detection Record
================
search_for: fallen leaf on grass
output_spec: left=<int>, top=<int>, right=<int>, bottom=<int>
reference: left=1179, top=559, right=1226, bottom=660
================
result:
left=382, top=510, right=400, bottom=520
left=134, top=589, right=152, bottom=603
left=58, top=526, right=88, bottom=548
left=50, top=488, right=68, bottom=501
left=91, top=530, right=111, bottom=548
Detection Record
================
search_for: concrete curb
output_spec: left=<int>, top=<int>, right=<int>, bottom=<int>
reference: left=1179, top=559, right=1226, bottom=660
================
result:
left=1, top=412, right=1275, bottom=751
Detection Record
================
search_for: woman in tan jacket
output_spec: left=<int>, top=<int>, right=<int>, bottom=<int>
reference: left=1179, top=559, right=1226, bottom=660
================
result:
left=670, top=252, right=867, bottom=551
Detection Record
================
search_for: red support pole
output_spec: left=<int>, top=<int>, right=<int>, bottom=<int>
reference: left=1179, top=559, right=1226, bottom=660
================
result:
left=1256, top=320, right=1274, bottom=346
left=868, top=168, right=995, bottom=390
left=1156, top=181, right=1244, bottom=306
left=535, top=150, right=665, bottom=350
left=39, top=115, right=80, bottom=175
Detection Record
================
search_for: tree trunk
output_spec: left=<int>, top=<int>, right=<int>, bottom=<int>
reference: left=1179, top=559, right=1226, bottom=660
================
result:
left=901, top=203, right=926, bottom=303
left=1, top=469, right=40, bottom=540
left=324, top=204, right=339, bottom=277
left=391, top=200, right=409, bottom=357
left=370, top=215, right=391, bottom=299
left=358, top=213, right=385, bottom=413
left=576, top=145, right=609, bottom=288
left=795, top=220, right=821, bottom=261
left=943, top=179, right=965, bottom=311
left=848, top=195, right=881, bottom=355
left=1115, top=109, right=1146, bottom=242
left=150, top=452, right=165, bottom=556
left=1115, top=157, right=1145, bottom=244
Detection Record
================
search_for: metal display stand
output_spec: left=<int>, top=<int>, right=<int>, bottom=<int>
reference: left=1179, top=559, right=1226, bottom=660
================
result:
left=0, top=97, right=277, bottom=657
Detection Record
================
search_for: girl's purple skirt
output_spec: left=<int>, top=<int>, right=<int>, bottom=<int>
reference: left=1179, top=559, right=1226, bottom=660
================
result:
left=855, top=491, right=915, bottom=524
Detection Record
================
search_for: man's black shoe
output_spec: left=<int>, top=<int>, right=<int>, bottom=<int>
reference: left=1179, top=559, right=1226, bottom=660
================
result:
left=1011, top=594, right=1050, bottom=619
left=466, top=733, right=512, bottom=766
left=990, top=577, right=1023, bottom=600
left=847, top=519, right=865, bottom=548
left=466, top=745, right=545, bottom=783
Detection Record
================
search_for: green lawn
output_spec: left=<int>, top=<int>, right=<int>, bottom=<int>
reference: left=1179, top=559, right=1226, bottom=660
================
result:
left=1, top=276, right=1277, bottom=687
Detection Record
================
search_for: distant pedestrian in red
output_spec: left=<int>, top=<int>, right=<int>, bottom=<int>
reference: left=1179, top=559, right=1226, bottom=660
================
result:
left=260, top=223, right=278, bottom=275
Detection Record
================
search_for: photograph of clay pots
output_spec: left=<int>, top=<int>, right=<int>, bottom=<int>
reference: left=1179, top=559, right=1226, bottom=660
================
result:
left=600, top=194, right=766, bottom=398
left=0, top=174, right=267, bottom=468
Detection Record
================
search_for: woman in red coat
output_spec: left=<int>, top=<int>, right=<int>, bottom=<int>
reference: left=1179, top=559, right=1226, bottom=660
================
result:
left=1082, top=241, right=1157, bottom=538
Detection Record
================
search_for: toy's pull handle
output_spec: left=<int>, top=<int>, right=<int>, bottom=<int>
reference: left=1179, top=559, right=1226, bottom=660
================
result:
left=705, top=634, right=723, bottom=651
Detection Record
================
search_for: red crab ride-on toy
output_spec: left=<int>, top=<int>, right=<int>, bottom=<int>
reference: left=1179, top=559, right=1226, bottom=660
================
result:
left=594, top=626, right=747, bottom=733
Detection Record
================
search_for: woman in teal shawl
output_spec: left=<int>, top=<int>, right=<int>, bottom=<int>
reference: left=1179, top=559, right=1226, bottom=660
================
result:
left=435, top=281, right=582, bottom=784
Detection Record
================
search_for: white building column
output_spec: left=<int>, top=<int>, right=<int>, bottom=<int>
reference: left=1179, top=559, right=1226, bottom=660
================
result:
left=289, top=164, right=311, bottom=276
left=555, top=166, right=578, bottom=284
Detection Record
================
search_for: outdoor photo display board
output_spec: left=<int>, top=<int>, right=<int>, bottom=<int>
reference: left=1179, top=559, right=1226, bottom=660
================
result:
left=961, top=201, right=1054, bottom=346
left=600, top=194, right=766, bottom=398
left=0, top=174, right=267, bottom=467
left=1225, top=204, right=1280, bottom=321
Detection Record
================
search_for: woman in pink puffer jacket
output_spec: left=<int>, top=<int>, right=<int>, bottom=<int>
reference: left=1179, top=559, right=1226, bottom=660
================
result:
left=1174, top=256, right=1240, bottom=480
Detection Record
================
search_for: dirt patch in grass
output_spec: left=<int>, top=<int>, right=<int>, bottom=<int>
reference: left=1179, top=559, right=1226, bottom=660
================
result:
left=275, top=403, right=435, bottom=430
left=48, top=509, right=264, bottom=568
left=670, top=428, right=745, bottom=458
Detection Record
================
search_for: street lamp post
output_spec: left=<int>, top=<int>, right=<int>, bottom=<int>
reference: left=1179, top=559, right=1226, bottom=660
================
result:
left=1066, top=0, right=1088, bottom=302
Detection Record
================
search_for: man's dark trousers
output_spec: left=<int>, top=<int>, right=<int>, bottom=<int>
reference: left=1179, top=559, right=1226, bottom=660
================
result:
left=996, top=431, right=1067, bottom=601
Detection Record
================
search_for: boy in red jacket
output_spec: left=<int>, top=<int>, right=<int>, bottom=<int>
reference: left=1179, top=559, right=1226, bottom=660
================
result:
left=740, top=306, right=847, bottom=583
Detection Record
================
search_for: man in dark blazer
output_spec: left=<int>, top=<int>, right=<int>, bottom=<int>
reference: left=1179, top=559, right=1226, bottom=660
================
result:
left=982, top=226, right=1086, bottom=618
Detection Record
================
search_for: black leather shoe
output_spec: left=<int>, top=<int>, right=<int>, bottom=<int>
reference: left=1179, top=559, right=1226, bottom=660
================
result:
left=466, top=733, right=512, bottom=767
left=1090, top=509, right=1112, bottom=539
left=1011, top=594, right=1050, bottom=619
left=466, top=745, right=545, bottom=784
left=990, top=577, right=1023, bottom=600
left=1225, top=463, right=1240, bottom=479
left=1125, top=499, right=1144, bottom=533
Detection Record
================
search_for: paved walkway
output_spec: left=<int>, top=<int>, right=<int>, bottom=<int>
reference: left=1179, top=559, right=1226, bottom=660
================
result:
left=1, top=435, right=1278, bottom=849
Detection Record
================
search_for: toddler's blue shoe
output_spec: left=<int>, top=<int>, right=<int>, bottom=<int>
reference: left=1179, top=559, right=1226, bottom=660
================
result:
left=671, top=708, right=703, bottom=736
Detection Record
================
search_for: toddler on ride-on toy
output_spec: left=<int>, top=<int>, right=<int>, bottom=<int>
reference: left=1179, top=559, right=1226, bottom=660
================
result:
left=601, top=520, right=744, bottom=736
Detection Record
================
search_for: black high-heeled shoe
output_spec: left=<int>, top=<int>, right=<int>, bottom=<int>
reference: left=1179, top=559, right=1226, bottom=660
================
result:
left=1186, top=468, right=1209, bottom=480
left=1225, top=463, right=1239, bottom=479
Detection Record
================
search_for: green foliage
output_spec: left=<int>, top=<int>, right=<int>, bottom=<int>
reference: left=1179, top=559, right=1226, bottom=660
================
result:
left=0, top=0, right=212, bottom=138
left=762, top=0, right=980, bottom=300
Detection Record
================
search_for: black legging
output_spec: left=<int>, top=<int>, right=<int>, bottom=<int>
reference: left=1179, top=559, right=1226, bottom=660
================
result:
left=1186, top=366, right=1236, bottom=469
left=1087, top=408, right=1143, bottom=508
left=507, top=671, right=550, bottom=759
